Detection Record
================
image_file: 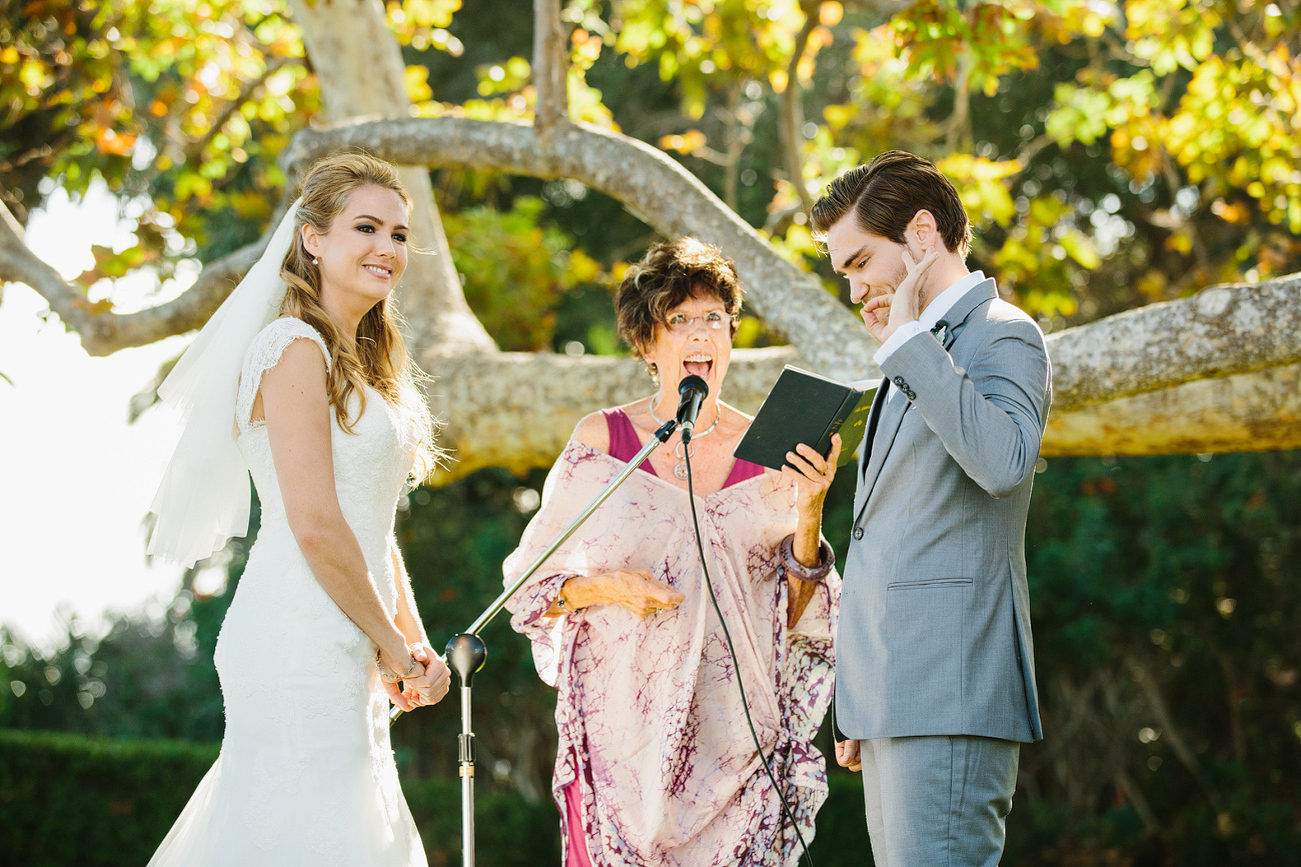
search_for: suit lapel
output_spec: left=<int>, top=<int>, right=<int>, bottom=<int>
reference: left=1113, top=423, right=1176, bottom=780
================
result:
left=851, top=277, right=1000, bottom=525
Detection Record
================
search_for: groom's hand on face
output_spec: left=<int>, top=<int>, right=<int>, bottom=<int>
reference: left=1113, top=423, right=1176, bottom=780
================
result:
left=835, top=738, right=863, bottom=773
left=858, top=246, right=938, bottom=344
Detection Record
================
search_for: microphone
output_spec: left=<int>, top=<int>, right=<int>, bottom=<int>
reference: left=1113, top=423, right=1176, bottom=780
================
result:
left=676, top=375, right=709, bottom=442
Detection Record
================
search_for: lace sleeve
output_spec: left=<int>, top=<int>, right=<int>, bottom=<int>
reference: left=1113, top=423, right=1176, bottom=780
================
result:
left=236, top=317, right=331, bottom=434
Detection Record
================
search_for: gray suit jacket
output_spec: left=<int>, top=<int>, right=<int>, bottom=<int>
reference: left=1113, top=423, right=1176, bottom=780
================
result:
left=836, top=278, right=1049, bottom=743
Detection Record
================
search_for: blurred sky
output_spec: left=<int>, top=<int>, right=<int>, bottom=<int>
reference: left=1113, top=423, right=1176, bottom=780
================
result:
left=0, top=184, right=194, bottom=650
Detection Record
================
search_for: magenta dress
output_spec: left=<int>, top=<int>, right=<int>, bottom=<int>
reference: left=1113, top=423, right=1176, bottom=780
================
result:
left=504, top=410, right=840, bottom=867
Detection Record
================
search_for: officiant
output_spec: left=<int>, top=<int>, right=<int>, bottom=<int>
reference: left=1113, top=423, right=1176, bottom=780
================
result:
left=503, top=237, right=843, bottom=867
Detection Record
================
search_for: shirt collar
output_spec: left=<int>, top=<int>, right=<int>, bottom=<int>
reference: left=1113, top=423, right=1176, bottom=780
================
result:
left=919, top=270, right=985, bottom=330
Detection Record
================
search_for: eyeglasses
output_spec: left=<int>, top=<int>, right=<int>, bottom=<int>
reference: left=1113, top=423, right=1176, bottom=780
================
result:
left=664, top=310, right=734, bottom=334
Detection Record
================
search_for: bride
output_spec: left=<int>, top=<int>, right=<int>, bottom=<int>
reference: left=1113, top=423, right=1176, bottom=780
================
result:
left=146, top=153, right=450, bottom=865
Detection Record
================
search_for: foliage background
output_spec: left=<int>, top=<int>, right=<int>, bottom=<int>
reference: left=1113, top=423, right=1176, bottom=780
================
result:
left=3, top=0, right=1301, bottom=864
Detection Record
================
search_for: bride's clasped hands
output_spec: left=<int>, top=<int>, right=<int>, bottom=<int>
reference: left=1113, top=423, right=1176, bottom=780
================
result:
left=381, top=643, right=452, bottom=712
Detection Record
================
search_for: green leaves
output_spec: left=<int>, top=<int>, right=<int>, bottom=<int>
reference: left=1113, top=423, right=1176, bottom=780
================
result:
left=1, top=0, right=315, bottom=285
left=443, top=197, right=610, bottom=352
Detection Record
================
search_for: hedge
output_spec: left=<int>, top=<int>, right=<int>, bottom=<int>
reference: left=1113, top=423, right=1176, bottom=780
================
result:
left=1, top=728, right=885, bottom=866
left=0, top=729, right=220, bottom=867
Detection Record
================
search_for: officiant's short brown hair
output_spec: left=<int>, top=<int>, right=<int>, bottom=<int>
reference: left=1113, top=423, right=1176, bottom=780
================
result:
left=615, top=237, right=743, bottom=369
left=810, top=150, right=972, bottom=257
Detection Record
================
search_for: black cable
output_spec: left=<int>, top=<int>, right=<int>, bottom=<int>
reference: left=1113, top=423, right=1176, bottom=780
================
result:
left=682, top=445, right=815, bottom=867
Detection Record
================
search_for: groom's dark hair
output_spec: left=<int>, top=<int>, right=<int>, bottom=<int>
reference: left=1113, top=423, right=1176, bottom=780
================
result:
left=810, top=151, right=972, bottom=257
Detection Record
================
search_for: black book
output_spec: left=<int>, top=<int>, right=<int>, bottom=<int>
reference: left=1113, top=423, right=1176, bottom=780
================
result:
left=734, top=366, right=879, bottom=471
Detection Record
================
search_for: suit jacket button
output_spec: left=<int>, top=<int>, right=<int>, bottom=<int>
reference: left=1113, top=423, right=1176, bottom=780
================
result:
left=853, top=527, right=864, bottom=540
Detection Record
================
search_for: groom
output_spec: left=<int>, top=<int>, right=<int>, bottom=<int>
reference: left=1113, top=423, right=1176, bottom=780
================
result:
left=810, top=151, right=1050, bottom=866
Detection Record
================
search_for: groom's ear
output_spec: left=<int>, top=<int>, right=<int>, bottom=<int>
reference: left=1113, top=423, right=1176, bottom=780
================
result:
left=906, top=209, right=938, bottom=253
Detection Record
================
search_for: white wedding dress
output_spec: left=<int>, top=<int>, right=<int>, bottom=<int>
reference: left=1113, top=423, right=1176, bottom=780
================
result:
left=149, top=318, right=428, bottom=867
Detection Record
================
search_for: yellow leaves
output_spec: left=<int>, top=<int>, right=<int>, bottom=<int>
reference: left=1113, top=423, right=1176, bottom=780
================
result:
left=1, top=47, right=19, bottom=65
left=94, top=128, right=135, bottom=157
left=568, top=248, right=602, bottom=285
left=1211, top=199, right=1252, bottom=225
left=821, top=103, right=856, bottom=131
left=1045, top=83, right=1109, bottom=146
left=571, top=29, right=604, bottom=71
left=1122, top=0, right=1165, bottom=31
left=763, top=221, right=823, bottom=276
left=1135, top=269, right=1168, bottom=301
left=568, top=69, right=616, bottom=129
left=18, top=58, right=53, bottom=93
left=659, top=130, right=707, bottom=155
left=938, top=154, right=1019, bottom=228
left=404, top=65, right=433, bottom=104
left=1164, top=226, right=1194, bottom=255
left=395, top=0, right=460, bottom=29
left=819, top=1, right=843, bottom=27
left=477, top=57, right=531, bottom=97
left=770, top=69, right=788, bottom=94
left=1162, top=46, right=1301, bottom=232
left=852, top=24, right=896, bottom=66
left=1080, top=9, right=1108, bottom=38
left=1110, top=120, right=1163, bottom=180
left=1059, top=230, right=1101, bottom=270
left=1125, top=0, right=1218, bottom=75
left=388, top=0, right=463, bottom=54
left=173, top=172, right=213, bottom=202
left=940, top=153, right=1020, bottom=182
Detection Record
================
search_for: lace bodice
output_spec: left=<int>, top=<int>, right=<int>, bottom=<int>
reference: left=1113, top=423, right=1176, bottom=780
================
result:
left=234, top=317, right=418, bottom=573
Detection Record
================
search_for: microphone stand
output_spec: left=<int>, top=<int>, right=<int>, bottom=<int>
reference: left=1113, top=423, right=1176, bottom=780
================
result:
left=391, top=418, right=680, bottom=867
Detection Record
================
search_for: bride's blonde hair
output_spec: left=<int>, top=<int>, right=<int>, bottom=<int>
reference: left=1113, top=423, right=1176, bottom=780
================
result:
left=280, top=152, right=439, bottom=479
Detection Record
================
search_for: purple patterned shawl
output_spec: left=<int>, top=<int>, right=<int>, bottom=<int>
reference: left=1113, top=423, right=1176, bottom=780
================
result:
left=504, top=441, right=840, bottom=866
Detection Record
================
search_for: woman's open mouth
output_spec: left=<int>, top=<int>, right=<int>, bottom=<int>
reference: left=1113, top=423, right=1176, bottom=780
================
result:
left=683, top=354, right=713, bottom=378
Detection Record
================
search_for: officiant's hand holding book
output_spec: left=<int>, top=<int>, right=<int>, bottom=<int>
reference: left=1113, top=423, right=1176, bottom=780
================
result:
left=734, top=366, right=880, bottom=472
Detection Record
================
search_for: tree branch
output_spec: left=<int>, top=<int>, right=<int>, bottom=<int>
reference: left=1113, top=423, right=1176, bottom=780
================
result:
left=532, top=0, right=568, bottom=131
left=1045, top=274, right=1301, bottom=411
left=1042, top=362, right=1301, bottom=457
left=282, top=116, right=876, bottom=382
left=0, top=198, right=267, bottom=355
left=283, top=117, right=1301, bottom=408
left=425, top=349, right=1301, bottom=484
left=424, top=347, right=801, bottom=483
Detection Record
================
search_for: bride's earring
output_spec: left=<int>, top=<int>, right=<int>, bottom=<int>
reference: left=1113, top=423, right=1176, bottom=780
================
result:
left=312, top=257, right=319, bottom=265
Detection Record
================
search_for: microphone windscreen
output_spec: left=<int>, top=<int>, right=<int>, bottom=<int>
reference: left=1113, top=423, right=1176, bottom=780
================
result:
left=678, top=374, right=708, bottom=400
